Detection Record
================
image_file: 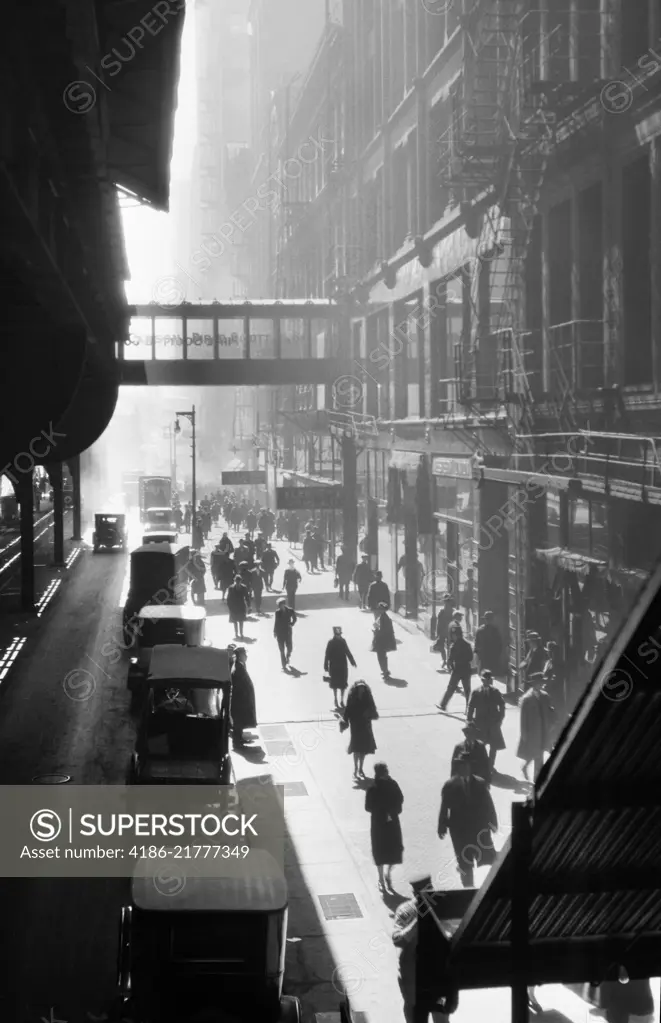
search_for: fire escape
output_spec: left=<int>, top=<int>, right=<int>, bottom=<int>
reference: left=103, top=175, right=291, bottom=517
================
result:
left=437, top=0, right=556, bottom=466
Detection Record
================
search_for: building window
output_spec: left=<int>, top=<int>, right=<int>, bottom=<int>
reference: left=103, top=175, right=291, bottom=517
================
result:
left=568, top=496, right=607, bottom=559
left=546, top=490, right=562, bottom=549
left=548, top=199, right=572, bottom=325
left=621, top=0, right=650, bottom=67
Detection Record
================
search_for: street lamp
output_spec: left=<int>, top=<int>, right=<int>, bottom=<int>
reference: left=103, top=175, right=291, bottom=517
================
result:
left=175, top=405, right=197, bottom=545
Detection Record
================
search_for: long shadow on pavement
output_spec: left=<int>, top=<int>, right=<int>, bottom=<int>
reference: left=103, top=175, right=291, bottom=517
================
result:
left=383, top=676, right=408, bottom=688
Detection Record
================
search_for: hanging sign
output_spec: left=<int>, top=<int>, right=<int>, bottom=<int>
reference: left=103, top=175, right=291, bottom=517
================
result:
left=432, top=456, right=473, bottom=479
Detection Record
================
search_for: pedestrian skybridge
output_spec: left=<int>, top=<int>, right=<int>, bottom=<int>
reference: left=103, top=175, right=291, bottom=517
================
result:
left=119, top=301, right=354, bottom=386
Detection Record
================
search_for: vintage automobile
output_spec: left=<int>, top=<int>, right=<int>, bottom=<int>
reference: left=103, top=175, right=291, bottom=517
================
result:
left=128, top=645, right=232, bottom=786
left=127, top=605, right=207, bottom=700
left=92, top=513, right=127, bottom=553
left=142, top=530, right=178, bottom=545
left=144, top=506, right=178, bottom=536
left=116, top=849, right=301, bottom=1022
left=123, top=543, right=190, bottom=646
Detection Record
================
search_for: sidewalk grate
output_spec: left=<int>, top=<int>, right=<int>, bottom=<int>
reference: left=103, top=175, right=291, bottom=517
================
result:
left=260, top=724, right=290, bottom=740
left=281, top=781, right=307, bottom=797
left=318, top=893, right=363, bottom=921
left=265, top=740, right=296, bottom=757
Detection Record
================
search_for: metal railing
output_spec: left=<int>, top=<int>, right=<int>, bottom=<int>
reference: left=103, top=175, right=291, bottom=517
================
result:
left=515, top=430, right=661, bottom=491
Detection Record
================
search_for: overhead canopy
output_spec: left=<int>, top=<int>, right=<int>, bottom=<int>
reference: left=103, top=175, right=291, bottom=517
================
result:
left=429, top=556, right=661, bottom=989
left=98, top=0, right=186, bottom=210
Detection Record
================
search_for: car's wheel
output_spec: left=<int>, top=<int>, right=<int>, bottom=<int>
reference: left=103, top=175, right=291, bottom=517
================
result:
left=278, top=995, right=302, bottom=1023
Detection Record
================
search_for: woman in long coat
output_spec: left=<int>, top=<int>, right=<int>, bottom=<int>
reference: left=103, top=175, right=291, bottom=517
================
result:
left=365, top=761, right=404, bottom=893
left=226, top=577, right=249, bottom=639
left=517, top=673, right=555, bottom=782
left=324, top=626, right=357, bottom=710
left=229, top=646, right=257, bottom=746
left=342, top=680, right=378, bottom=779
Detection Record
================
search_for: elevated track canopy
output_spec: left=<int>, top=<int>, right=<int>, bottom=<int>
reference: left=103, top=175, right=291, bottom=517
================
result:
left=120, top=301, right=353, bottom=386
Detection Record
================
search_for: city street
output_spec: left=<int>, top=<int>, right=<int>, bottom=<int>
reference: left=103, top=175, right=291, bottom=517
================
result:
left=0, top=517, right=656, bottom=1023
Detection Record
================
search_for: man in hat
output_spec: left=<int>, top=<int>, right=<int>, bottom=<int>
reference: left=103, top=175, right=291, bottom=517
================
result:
left=282, top=559, right=302, bottom=610
left=353, top=554, right=373, bottom=609
left=273, top=597, right=297, bottom=671
left=367, top=570, right=391, bottom=617
left=451, top=722, right=491, bottom=786
left=438, top=752, right=498, bottom=888
left=392, top=876, right=459, bottom=1022
left=520, top=632, right=545, bottom=684
left=467, top=670, right=506, bottom=770
left=372, top=602, right=397, bottom=679
left=474, top=611, right=503, bottom=676
left=447, top=610, right=464, bottom=649
left=517, top=672, right=555, bottom=782
left=438, top=625, right=473, bottom=714
left=432, top=595, right=456, bottom=669
left=261, top=542, right=280, bottom=591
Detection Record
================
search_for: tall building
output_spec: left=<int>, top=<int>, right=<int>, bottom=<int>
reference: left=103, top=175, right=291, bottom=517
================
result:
left=241, top=0, right=661, bottom=706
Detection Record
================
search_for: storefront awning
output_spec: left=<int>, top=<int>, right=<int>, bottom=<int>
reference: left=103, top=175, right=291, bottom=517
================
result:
left=534, top=547, right=606, bottom=576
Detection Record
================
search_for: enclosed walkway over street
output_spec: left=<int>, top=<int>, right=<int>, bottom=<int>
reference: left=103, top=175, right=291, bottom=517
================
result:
left=120, top=300, right=354, bottom=386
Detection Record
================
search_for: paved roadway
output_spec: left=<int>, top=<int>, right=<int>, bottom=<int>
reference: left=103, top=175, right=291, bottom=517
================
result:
left=0, top=516, right=655, bottom=1023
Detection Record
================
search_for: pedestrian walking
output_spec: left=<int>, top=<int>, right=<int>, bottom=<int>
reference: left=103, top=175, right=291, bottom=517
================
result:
left=437, top=752, right=498, bottom=888
left=451, top=723, right=491, bottom=785
left=217, top=531, right=234, bottom=555
left=542, top=640, right=566, bottom=719
left=473, top=611, right=503, bottom=675
left=392, top=877, right=458, bottom=1023
left=217, top=551, right=234, bottom=598
left=517, top=672, right=555, bottom=782
left=273, top=597, right=297, bottom=670
left=287, top=511, right=300, bottom=546
left=446, top=610, right=464, bottom=648
left=365, top=761, right=404, bottom=893
left=246, top=509, right=257, bottom=538
left=460, top=569, right=475, bottom=634
left=229, top=646, right=257, bottom=747
left=323, top=625, right=356, bottom=709
left=302, top=530, right=317, bottom=573
left=353, top=555, right=373, bottom=609
left=282, top=559, right=302, bottom=610
left=249, top=562, right=266, bottom=614
left=598, top=979, right=655, bottom=1023
left=372, top=603, right=397, bottom=679
left=313, top=528, right=326, bottom=569
left=261, top=543, right=280, bottom=590
left=341, top=679, right=378, bottom=779
left=334, top=547, right=355, bottom=600
left=438, top=628, right=473, bottom=714
left=367, top=571, right=391, bottom=615
left=189, top=550, right=206, bottom=606
left=227, top=576, right=250, bottom=639
left=466, top=670, right=506, bottom=769
left=520, top=632, right=546, bottom=685
left=432, top=595, right=456, bottom=669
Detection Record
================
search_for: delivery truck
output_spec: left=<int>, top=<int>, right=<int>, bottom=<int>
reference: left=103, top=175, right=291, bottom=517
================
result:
left=139, top=476, right=172, bottom=523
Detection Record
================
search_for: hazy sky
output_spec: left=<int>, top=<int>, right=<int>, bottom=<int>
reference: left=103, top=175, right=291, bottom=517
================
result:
left=121, top=4, right=197, bottom=303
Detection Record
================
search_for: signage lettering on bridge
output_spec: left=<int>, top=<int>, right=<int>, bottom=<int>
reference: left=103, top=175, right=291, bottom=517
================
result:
left=276, top=487, right=344, bottom=510
left=221, top=471, right=266, bottom=485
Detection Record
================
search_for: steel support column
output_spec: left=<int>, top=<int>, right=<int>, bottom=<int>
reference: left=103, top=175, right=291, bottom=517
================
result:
left=17, top=473, right=35, bottom=611
left=403, top=479, right=419, bottom=618
left=49, top=462, right=64, bottom=567
left=341, top=433, right=358, bottom=565
left=69, top=455, right=82, bottom=540
left=511, top=801, right=533, bottom=1023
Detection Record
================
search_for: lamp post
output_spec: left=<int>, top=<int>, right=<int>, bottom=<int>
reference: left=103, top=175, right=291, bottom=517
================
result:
left=175, top=405, right=197, bottom=545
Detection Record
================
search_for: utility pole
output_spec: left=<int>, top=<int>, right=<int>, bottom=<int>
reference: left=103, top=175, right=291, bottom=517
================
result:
left=175, top=405, right=197, bottom=545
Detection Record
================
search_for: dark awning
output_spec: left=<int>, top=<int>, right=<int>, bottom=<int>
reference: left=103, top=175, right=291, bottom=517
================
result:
left=424, top=557, right=661, bottom=989
left=98, top=0, right=186, bottom=211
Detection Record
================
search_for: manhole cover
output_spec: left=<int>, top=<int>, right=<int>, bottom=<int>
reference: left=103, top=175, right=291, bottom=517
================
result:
left=32, top=774, right=71, bottom=784
left=281, top=781, right=307, bottom=797
left=260, top=724, right=290, bottom=741
left=265, top=741, right=296, bottom=757
left=318, top=893, right=363, bottom=921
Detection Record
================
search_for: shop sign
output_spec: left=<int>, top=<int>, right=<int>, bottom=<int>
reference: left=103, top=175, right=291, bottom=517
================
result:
left=276, top=487, right=344, bottom=510
left=432, top=456, right=472, bottom=479
left=222, top=471, right=266, bottom=484
left=390, top=451, right=422, bottom=470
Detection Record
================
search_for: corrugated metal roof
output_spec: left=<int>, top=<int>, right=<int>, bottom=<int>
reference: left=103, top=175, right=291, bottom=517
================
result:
left=434, top=558, right=661, bottom=988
